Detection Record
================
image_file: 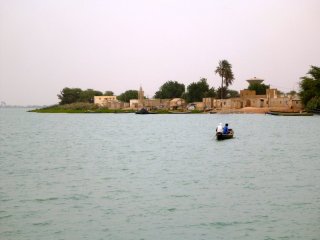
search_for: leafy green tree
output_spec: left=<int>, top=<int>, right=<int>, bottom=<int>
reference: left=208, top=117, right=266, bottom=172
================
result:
left=277, top=90, right=284, bottom=96
left=58, top=87, right=83, bottom=105
left=215, top=60, right=235, bottom=99
left=104, top=91, right=114, bottom=96
left=216, top=87, right=239, bottom=99
left=185, top=78, right=210, bottom=102
left=306, top=96, right=320, bottom=110
left=154, top=81, right=185, bottom=99
left=248, top=83, right=270, bottom=95
left=80, top=89, right=103, bottom=103
left=205, top=87, right=216, bottom=98
left=216, top=87, right=226, bottom=99
left=57, top=88, right=103, bottom=104
left=299, top=65, right=320, bottom=109
left=117, top=90, right=138, bottom=102
left=287, top=90, right=297, bottom=96
left=226, top=89, right=240, bottom=98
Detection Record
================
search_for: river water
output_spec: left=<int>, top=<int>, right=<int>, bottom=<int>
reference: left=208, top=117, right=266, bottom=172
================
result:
left=0, top=108, right=319, bottom=240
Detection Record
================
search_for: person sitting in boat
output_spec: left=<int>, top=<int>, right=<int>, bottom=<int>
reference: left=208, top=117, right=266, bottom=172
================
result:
left=216, top=123, right=223, bottom=133
left=223, top=123, right=229, bottom=134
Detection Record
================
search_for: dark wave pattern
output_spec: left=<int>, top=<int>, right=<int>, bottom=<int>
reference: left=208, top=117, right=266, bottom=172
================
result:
left=0, top=108, right=320, bottom=240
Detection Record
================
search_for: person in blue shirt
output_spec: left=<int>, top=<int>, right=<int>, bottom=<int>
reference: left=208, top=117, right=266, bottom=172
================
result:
left=223, top=123, right=229, bottom=134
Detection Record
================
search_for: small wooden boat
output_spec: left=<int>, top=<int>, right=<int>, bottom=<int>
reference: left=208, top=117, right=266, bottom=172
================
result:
left=266, top=111, right=313, bottom=116
left=216, top=129, right=234, bottom=140
left=135, top=108, right=156, bottom=114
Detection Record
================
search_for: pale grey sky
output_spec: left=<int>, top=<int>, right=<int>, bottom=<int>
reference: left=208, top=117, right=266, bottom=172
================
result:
left=0, top=0, right=319, bottom=105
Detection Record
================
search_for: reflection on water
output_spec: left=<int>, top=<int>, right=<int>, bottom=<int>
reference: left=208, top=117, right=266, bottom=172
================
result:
left=1, top=108, right=320, bottom=240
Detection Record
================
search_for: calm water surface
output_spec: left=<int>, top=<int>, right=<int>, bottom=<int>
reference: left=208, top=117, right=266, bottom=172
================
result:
left=1, top=108, right=320, bottom=240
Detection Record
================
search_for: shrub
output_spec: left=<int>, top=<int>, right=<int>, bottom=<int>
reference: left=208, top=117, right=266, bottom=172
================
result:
left=306, top=96, right=320, bottom=110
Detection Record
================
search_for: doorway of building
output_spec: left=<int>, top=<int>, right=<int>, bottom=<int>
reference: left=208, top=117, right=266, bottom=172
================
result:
left=260, top=99, right=264, bottom=107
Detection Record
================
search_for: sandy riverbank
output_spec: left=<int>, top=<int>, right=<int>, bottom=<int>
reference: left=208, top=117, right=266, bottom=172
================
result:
left=214, top=107, right=302, bottom=114
left=214, top=107, right=268, bottom=114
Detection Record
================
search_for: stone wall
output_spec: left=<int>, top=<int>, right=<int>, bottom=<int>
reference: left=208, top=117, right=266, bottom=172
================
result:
left=240, top=89, right=256, bottom=98
left=203, top=94, right=302, bottom=111
left=130, top=98, right=171, bottom=110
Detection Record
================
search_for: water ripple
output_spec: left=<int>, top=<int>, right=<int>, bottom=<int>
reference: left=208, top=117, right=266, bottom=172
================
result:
left=1, top=109, right=320, bottom=240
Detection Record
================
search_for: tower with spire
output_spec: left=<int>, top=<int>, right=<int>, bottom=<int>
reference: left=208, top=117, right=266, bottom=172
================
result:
left=138, top=86, right=144, bottom=108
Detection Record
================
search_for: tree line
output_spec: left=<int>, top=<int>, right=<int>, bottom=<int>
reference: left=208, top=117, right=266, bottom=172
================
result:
left=58, top=60, right=238, bottom=105
left=58, top=78, right=239, bottom=105
left=57, top=88, right=114, bottom=105
left=57, top=62, right=319, bottom=110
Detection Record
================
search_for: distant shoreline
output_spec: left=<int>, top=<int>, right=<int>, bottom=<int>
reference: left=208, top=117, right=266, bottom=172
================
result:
left=0, top=105, right=45, bottom=109
left=27, top=103, right=308, bottom=114
left=3, top=103, right=309, bottom=115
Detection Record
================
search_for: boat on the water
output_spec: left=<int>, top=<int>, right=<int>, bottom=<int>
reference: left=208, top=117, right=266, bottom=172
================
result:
left=135, top=108, right=156, bottom=114
left=216, top=129, right=234, bottom=140
left=266, top=111, right=313, bottom=116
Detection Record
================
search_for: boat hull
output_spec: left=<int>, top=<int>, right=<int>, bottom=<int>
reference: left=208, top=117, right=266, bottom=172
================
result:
left=135, top=108, right=156, bottom=114
left=266, top=111, right=313, bottom=116
left=216, top=130, right=234, bottom=140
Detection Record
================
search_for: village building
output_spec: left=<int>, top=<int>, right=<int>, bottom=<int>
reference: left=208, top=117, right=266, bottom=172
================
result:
left=129, top=99, right=139, bottom=109
left=94, top=95, right=117, bottom=105
left=130, top=86, right=171, bottom=110
left=94, top=95, right=129, bottom=109
left=203, top=77, right=302, bottom=112
left=94, top=80, right=302, bottom=112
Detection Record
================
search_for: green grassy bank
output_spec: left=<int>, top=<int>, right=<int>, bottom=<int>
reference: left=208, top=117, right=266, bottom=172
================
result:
left=29, top=103, right=135, bottom=113
left=29, top=103, right=205, bottom=114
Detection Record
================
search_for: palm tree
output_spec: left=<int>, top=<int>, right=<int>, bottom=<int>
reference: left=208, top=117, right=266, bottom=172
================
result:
left=215, top=60, right=234, bottom=99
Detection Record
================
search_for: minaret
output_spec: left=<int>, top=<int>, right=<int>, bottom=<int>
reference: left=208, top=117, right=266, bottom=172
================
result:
left=138, top=86, right=144, bottom=107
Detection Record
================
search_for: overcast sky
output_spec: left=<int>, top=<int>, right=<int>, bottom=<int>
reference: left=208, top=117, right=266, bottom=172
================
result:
left=0, top=0, right=319, bottom=105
